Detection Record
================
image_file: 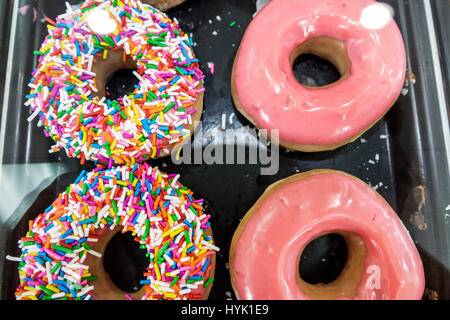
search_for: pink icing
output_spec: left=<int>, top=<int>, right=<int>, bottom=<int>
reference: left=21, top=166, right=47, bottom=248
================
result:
left=232, top=172, right=425, bottom=300
left=233, top=0, right=406, bottom=146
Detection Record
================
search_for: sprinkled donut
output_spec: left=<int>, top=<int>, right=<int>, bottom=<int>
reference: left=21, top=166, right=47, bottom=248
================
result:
left=25, top=0, right=204, bottom=165
left=230, top=170, right=424, bottom=300
left=232, top=0, right=406, bottom=152
left=13, top=164, right=218, bottom=300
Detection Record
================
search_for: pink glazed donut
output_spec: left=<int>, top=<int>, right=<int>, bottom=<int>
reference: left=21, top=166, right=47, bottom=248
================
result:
left=229, top=170, right=425, bottom=300
left=231, top=0, right=407, bottom=152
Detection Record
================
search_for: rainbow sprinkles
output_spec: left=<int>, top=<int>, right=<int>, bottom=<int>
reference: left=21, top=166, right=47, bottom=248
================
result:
left=25, top=0, right=205, bottom=165
left=13, top=163, right=218, bottom=300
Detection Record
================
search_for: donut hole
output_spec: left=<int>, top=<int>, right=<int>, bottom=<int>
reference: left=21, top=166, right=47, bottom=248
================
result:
left=290, top=37, right=351, bottom=89
left=103, top=231, right=148, bottom=293
left=91, top=49, right=138, bottom=99
left=105, top=68, right=139, bottom=100
left=292, top=54, right=341, bottom=88
left=299, top=233, right=348, bottom=284
left=296, top=231, right=368, bottom=300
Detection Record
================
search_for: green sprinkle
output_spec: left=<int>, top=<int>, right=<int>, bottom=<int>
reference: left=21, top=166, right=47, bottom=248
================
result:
left=40, top=285, right=53, bottom=296
left=229, top=21, right=236, bottom=27
left=82, top=242, right=92, bottom=251
left=184, top=230, right=191, bottom=244
left=111, top=200, right=118, bottom=214
left=143, top=219, right=150, bottom=238
left=51, top=244, right=73, bottom=253
left=50, top=261, right=62, bottom=274
left=82, top=275, right=98, bottom=282
left=204, top=277, right=214, bottom=287
left=158, top=241, right=170, bottom=257
left=163, top=102, right=175, bottom=113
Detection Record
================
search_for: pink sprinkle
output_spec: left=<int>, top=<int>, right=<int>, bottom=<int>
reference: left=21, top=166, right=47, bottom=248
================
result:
left=207, top=62, right=215, bottom=74
left=18, top=5, right=29, bottom=16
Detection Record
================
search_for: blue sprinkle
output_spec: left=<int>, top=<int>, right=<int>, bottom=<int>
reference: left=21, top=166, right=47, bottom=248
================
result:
left=201, top=258, right=210, bottom=272
left=75, top=170, right=87, bottom=184
left=61, top=228, right=73, bottom=240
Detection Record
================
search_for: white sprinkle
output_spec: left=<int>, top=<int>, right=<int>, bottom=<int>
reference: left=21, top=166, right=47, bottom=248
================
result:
left=221, top=114, right=227, bottom=131
left=5, top=255, right=21, bottom=262
left=229, top=113, right=235, bottom=125
left=87, top=249, right=102, bottom=258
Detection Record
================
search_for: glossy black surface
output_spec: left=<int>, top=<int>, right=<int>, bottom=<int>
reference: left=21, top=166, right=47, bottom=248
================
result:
left=1, top=0, right=449, bottom=300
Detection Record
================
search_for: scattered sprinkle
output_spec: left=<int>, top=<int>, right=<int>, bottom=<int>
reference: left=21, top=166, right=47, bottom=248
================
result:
left=221, top=114, right=227, bottom=131
left=207, top=62, right=215, bottom=75
left=229, top=113, right=235, bottom=125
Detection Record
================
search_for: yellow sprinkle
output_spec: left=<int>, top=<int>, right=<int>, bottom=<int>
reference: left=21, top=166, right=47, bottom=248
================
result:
left=103, top=50, right=108, bottom=60
left=70, top=75, right=83, bottom=84
left=116, top=181, right=128, bottom=187
left=111, top=148, right=125, bottom=154
left=81, top=128, right=87, bottom=144
left=128, top=208, right=135, bottom=216
left=43, top=62, right=55, bottom=68
left=131, top=17, right=143, bottom=23
left=111, top=139, right=118, bottom=150
left=161, top=230, right=171, bottom=239
left=24, top=286, right=38, bottom=292
left=46, top=285, right=60, bottom=293
left=167, top=214, right=174, bottom=226
left=154, top=264, right=161, bottom=281
left=164, top=292, right=177, bottom=299
left=172, top=228, right=184, bottom=238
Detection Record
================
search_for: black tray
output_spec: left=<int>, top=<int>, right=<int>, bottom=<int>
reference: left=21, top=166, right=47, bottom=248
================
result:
left=1, top=0, right=449, bottom=300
